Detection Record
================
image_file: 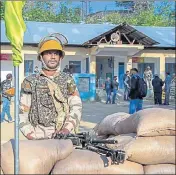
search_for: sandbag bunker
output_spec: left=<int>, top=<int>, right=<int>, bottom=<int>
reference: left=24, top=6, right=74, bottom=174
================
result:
left=1, top=108, right=175, bottom=174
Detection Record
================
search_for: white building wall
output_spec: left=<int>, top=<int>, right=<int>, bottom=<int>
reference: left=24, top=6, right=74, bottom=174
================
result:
left=96, top=56, right=113, bottom=80
left=1, top=60, right=14, bottom=84
left=114, top=56, right=128, bottom=81
left=165, top=57, right=175, bottom=63
left=61, top=55, right=86, bottom=73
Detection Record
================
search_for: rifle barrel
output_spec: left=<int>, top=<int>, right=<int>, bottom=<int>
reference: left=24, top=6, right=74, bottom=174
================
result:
left=91, top=139, right=117, bottom=144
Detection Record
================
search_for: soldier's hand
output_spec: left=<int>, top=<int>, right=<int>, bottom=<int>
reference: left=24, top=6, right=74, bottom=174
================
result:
left=52, top=128, right=70, bottom=138
left=26, top=131, right=34, bottom=140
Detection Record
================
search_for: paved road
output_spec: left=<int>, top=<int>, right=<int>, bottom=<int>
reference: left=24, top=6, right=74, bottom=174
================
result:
left=1, top=101, right=175, bottom=143
left=80, top=100, right=175, bottom=131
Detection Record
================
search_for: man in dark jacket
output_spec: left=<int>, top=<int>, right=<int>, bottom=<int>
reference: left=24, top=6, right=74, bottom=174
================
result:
left=124, top=71, right=130, bottom=101
left=129, top=68, right=143, bottom=114
left=152, top=74, right=164, bottom=105
left=111, top=76, right=119, bottom=104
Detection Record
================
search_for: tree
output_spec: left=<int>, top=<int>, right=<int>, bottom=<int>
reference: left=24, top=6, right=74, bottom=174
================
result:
left=0, top=1, right=82, bottom=23
left=86, top=1, right=175, bottom=27
left=1, top=1, right=175, bottom=27
left=0, top=1, right=4, bottom=20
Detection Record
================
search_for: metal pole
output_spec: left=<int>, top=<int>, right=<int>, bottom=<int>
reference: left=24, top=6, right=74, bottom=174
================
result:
left=14, top=66, right=19, bottom=175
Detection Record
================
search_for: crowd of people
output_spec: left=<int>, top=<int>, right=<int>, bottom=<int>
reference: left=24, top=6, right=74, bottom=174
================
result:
left=104, top=67, right=176, bottom=114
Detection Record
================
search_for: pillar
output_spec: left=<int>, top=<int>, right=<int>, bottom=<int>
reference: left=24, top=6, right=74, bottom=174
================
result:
left=89, top=55, right=96, bottom=74
left=160, top=54, right=165, bottom=80
left=127, top=57, right=132, bottom=71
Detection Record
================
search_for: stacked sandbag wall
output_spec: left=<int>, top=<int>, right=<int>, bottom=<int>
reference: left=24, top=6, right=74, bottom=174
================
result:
left=93, top=108, right=176, bottom=174
left=1, top=139, right=73, bottom=174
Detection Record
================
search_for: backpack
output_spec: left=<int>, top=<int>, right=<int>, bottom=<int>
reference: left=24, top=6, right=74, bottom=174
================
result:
left=137, top=76, right=147, bottom=98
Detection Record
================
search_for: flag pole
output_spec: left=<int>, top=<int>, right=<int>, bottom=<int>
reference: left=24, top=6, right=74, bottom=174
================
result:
left=14, top=66, right=19, bottom=174
left=4, top=1, right=26, bottom=174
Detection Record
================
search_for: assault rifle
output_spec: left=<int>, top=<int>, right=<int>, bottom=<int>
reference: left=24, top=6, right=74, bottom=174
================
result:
left=54, top=132, right=125, bottom=165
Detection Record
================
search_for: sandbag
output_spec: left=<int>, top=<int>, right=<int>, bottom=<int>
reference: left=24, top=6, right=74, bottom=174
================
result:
left=106, top=133, right=136, bottom=150
left=135, top=108, right=175, bottom=137
left=126, top=136, right=175, bottom=165
left=144, top=164, right=176, bottom=174
left=114, top=108, right=175, bottom=137
left=94, top=112, right=130, bottom=136
left=1, top=139, right=73, bottom=174
left=52, top=149, right=144, bottom=174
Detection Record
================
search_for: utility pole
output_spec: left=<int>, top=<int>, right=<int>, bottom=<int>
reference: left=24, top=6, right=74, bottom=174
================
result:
left=80, top=0, right=91, bottom=22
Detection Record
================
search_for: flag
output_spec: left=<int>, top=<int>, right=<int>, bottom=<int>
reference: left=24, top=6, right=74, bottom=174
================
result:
left=4, top=1, right=26, bottom=66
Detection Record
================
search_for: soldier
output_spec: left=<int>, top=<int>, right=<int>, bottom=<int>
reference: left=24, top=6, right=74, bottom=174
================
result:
left=19, top=33, right=82, bottom=140
left=143, top=66, right=153, bottom=90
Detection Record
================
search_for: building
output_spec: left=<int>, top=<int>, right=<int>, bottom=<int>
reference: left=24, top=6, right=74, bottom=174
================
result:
left=1, top=20, right=175, bottom=88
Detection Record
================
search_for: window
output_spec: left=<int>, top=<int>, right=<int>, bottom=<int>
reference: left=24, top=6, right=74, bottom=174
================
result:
left=24, top=60, right=34, bottom=77
left=165, top=63, right=176, bottom=75
left=69, top=61, right=81, bottom=73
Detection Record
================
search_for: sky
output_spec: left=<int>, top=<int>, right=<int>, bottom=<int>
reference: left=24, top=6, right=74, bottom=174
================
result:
left=65, top=1, right=175, bottom=14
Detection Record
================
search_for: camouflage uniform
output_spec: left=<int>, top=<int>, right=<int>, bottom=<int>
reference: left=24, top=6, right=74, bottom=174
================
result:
left=19, top=71, right=82, bottom=139
left=143, top=69, right=153, bottom=90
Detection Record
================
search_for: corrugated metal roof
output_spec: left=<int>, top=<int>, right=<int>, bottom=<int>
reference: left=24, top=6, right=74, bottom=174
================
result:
left=0, top=20, right=114, bottom=45
left=1, top=20, right=175, bottom=47
left=133, top=26, right=175, bottom=47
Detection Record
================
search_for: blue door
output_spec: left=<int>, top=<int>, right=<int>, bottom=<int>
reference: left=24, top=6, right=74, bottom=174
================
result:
left=24, top=60, right=34, bottom=77
left=118, top=62, right=125, bottom=89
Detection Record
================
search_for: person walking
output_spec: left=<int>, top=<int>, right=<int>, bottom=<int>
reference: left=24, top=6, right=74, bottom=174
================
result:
left=129, top=68, right=147, bottom=114
left=111, top=76, right=119, bottom=104
left=163, top=72, right=172, bottom=105
left=0, top=73, right=14, bottom=123
left=19, top=33, right=82, bottom=140
left=170, top=73, right=176, bottom=100
left=152, top=74, right=164, bottom=105
left=105, top=77, right=112, bottom=104
left=124, top=71, right=130, bottom=101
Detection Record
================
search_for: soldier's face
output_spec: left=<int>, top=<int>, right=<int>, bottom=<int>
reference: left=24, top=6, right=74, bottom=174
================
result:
left=42, top=50, right=62, bottom=69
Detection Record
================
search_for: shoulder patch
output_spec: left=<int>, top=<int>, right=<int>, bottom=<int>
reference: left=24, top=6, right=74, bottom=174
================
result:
left=21, top=74, right=36, bottom=93
left=21, top=79, right=32, bottom=93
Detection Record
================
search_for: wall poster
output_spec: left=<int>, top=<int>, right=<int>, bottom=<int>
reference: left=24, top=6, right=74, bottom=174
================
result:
left=78, top=77, right=90, bottom=92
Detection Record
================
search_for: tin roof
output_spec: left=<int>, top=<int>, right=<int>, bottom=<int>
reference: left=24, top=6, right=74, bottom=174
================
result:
left=1, top=20, right=175, bottom=48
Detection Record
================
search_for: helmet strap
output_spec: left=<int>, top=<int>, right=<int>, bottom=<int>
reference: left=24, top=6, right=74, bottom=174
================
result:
left=40, top=55, right=60, bottom=71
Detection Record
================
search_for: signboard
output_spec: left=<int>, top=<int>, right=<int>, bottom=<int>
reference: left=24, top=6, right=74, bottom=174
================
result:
left=0, top=54, right=11, bottom=60
left=78, top=77, right=90, bottom=92
left=132, top=57, right=144, bottom=63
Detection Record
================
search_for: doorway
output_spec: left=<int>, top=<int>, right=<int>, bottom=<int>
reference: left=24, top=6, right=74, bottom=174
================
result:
left=118, top=62, right=125, bottom=89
